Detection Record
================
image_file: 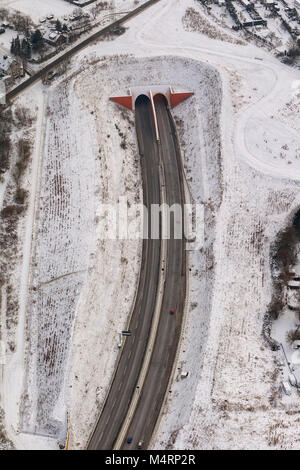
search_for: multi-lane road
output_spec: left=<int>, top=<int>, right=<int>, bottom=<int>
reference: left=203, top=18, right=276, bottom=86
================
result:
left=88, top=94, right=186, bottom=450
left=88, top=95, right=162, bottom=449
left=122, top=95, right=186, bottom=450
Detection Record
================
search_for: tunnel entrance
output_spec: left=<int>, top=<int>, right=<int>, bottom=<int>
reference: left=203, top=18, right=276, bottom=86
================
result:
left=135, top=94, right=150, bottom=106
left=153, top=93, right=168, bottom=105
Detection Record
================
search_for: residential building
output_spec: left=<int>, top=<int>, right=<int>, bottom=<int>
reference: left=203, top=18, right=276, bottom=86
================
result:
left=43, top=30, right=67, bottom=47
left=0, top=54, right=22, bottom=79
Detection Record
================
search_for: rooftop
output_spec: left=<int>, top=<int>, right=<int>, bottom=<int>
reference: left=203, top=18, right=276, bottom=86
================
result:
left=0, top=54, right=14, bottom=72
left=43, top=29, right=66, bottom=44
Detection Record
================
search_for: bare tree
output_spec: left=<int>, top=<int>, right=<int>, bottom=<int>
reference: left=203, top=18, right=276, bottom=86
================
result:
left=286, top=328, right=300, bottom=345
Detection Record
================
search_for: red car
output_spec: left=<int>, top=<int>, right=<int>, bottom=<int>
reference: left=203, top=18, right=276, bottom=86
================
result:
left=170, top=308, right=175, bottom=315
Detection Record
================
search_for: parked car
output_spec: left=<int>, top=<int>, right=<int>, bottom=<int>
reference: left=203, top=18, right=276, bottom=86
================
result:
left=0, top=28, right=5, bottom=34
left=281, top=381, right=292, bottom=396
left=117, top=334, right=123, bottom=348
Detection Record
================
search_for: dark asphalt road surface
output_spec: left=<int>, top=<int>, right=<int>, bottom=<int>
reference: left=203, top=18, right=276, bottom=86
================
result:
left=88, top=94, right=186, bottom=450
left=121, top=94, right=186, bottom=450
left=88, top=95, right=161, bottom=449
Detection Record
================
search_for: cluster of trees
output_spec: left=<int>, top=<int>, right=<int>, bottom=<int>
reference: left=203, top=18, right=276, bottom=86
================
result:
left=225, top=0, right=241, bottom=26
left=264, top=2, right=299, bottom=40
left=281, top=16, right=294, bottom=36
left=10, top=36, right=31, bottom=59
left=0, top=105, right=33, bottom=176
left=286, top=327, right=300, bottom=345
left=283, top=38, right=300, bottom=64
left=0, top=8, right=33, bottom=35
left=55, top=19, right=68, bottom=33
left=90, top=2, right=109, bottom=20
left=0, top=106, right=12, bottom=175
left=10, top=29, right=44, bottom=59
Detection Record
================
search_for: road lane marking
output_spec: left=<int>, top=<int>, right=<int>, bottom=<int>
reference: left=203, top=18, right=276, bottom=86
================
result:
left=114, top=141, right=168, bottom=450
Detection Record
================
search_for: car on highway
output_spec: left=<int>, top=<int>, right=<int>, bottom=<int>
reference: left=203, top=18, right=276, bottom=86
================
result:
left=170, top=308, right=175, bottom=315
left=122, top=330, right=132, bottom=336
left=127, top=437, right=133, bottom=444
left=137, top=440, right=144, bottom=449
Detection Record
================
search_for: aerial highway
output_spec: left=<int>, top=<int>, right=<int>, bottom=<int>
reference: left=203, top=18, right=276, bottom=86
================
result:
left=88, top=94, right=186, bottom=450
left=120, top=94, right=186, bottom=450
left=88, top=95, right=162, bottom=449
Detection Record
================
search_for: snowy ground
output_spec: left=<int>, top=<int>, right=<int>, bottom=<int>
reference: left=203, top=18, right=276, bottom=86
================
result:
left=1, top=0, right=77, bottom=24
left=197, top=0, right=300, bottom=56
left=21, top=83, right=100, bottom=438
left=66, top=53, right=222, bottom=449
left=0, top=0, right=145, bottom=24
left=0, top=29, right=18, bottom=56
left=1, top=0, right=300, bottom=451
left=0, top=85, right=59, bottom=449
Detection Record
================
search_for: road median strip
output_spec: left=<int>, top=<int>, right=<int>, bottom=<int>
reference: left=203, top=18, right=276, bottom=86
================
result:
left=113, top=143, right=168, bottom=450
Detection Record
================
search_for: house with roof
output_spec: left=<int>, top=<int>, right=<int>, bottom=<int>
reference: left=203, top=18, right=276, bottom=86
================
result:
left=43, top=30, right=67, bottom=47
left=0, top=54, right=22, bottom=80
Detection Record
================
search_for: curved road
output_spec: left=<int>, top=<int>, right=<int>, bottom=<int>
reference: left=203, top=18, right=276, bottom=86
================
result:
left=88, top=94, right=186, bottom=450
left=121, top=95, right=186, bottom=450
left=88, top=95, right=162, bottom=449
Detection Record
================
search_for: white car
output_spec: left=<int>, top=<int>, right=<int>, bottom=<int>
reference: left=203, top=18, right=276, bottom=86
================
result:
left=281, top=381, right=292, bottom=396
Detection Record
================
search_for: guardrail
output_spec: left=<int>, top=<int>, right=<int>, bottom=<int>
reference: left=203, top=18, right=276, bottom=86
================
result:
left=5, top=0, right=161, bottom=103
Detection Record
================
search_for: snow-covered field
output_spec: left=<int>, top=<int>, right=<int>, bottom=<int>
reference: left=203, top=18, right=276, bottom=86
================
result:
left=1, top=0, right=300, bottom=451
left=0, top=0, right=145, bottom=24
left=1, top=0, right=75, bottom=23
left=21, top=84, right=100, bottom=438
